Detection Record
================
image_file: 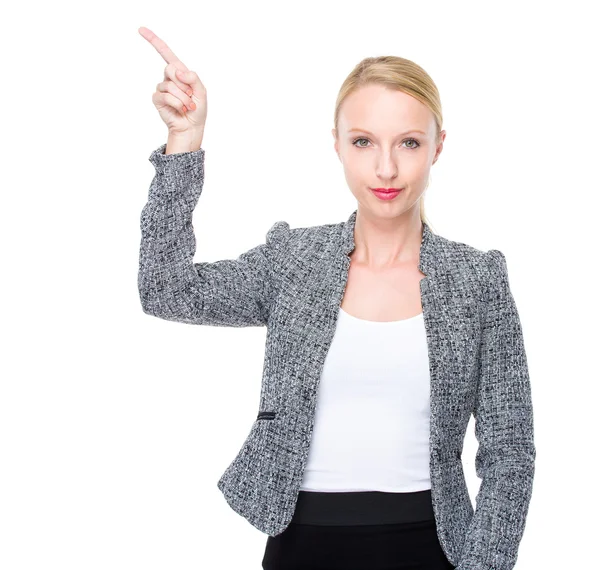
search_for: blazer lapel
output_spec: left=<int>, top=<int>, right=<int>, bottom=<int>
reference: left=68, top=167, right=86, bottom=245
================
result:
left=336, top=210, right=467, bottom=461
left=290, top=209, right=479, bottom=462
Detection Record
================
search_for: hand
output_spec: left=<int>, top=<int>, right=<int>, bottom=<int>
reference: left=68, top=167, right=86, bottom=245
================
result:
left=138, top=26, right=208, bottom=136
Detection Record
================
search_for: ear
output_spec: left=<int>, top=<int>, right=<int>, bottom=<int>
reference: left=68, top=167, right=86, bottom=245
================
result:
left=432, top=130, right=446, bottom=165
left=332, top=128, right=341, bottom=161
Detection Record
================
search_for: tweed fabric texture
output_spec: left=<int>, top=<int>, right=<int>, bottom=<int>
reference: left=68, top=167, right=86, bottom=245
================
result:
left=138, top=143, right=536, bottom=570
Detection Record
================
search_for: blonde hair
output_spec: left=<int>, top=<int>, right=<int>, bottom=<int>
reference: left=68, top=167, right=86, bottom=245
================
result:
left=334, top=56, right=443, bottom=229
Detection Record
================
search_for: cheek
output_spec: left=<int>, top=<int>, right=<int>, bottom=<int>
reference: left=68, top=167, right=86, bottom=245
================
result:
left=404, top=157, right=432, bottom=181
left=340, top=152, right=430, bottom=189
left=341, top=161, right=362, bottom=183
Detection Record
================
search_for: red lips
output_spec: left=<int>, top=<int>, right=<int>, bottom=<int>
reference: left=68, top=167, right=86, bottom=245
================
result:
left=370, top=187, right=404, bottom=201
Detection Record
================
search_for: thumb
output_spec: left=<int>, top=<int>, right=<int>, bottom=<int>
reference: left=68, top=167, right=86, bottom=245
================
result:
left=176, top=69, right=202, bottom=90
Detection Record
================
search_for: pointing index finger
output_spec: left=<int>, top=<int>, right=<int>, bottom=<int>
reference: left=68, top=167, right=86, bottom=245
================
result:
left=138, top=26, right=189, bottom=71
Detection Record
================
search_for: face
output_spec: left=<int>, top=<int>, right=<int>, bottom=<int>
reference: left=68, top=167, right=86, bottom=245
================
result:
left=333, top=83, right=445, bottom=219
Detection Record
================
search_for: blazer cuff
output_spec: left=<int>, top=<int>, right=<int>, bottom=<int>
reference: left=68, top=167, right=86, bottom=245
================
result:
left=148, top=142, right=205, bottom=178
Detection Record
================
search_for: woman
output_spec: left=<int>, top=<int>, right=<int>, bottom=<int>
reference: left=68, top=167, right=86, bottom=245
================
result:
left=138, top=27, right=535, bottom=570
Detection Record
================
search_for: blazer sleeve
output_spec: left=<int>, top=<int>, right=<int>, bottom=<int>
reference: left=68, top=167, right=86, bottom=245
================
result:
left=456, top=249, right=536, bottom=570
left=138, top=143, right=291, bottom=327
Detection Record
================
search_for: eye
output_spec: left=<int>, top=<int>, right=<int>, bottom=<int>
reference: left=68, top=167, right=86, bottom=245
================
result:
left=404, top=138, right=420, bottom=149
left=351, top=137, right=421, bottom=149
left=352, top=137, right=370, bottom=148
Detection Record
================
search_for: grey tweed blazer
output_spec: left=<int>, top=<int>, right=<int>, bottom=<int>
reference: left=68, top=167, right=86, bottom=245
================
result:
left=138, top=143, right=536, bottom=570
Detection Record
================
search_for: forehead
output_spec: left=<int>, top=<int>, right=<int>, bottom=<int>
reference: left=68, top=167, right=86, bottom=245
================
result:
left=339, top=84, right=434, bottom=134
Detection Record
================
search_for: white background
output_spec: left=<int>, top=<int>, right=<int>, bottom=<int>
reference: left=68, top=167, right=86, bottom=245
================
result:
left=1, top=0, right=598, bottom=568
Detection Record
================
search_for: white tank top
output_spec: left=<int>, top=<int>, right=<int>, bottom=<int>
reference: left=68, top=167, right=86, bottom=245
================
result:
left=299, top=306, right=431, bottom=493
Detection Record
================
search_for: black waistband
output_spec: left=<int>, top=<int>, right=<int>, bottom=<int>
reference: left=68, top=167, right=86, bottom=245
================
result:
left=290, top=489, right=435, bottom=526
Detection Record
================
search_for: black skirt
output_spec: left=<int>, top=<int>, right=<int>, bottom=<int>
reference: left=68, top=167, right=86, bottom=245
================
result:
left=262, top=489, right=455, bottom=570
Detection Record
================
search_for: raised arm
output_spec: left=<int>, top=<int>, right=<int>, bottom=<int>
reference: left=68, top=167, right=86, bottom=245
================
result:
left=138, top=143, right=291, bottom=327
left=456, top=249, right=536, bottom=570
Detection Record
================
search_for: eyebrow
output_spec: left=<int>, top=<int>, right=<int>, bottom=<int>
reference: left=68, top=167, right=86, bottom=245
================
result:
left=348, top=128, right=427, bottom=136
